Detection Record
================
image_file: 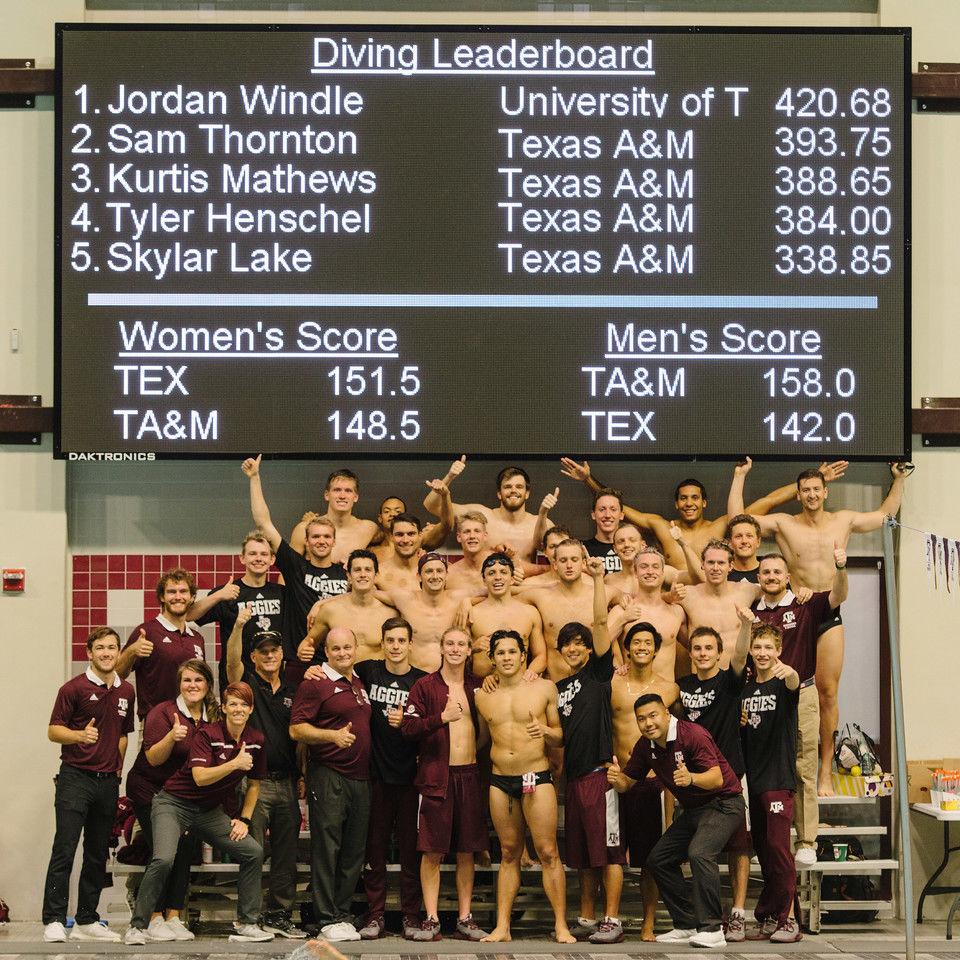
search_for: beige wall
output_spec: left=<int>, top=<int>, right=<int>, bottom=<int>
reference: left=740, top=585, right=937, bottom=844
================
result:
left=879, top=0, right=960, bottom=919
left=0, top=0, right=80, bottom=921
left=2, top=0, right=959, bottom=922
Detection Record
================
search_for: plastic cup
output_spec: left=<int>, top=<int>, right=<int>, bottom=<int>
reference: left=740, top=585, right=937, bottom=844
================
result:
left=832, top=842, right=849, bottom=862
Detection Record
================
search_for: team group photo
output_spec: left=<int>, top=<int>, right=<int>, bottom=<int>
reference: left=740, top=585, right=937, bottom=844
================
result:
left=0, top=6, right=952, bottom=959
left=40, top=454, right=910, bottom=947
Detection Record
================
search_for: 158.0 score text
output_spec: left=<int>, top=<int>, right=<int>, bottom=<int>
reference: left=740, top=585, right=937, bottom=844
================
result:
left=762, top=364, right=857, bottom=442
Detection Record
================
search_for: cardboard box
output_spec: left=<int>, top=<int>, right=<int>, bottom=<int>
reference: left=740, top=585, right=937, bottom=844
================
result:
left=832, top=771, right=894, bottom=798
left=907, top=760, right=938, bottom=805
left=907, top=759, right=960, bottom=805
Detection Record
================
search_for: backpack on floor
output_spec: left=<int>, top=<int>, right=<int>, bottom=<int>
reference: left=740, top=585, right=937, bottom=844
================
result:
left=816, top=835, right=878, bottom=923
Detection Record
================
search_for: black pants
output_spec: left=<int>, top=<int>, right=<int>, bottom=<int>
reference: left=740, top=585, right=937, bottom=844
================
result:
left=307, top=763, right=371, bottom=926
left=647, top=794, right=745, bottom=933
left=249, top=776, right=301, bottom=914
left=42, top=764, right=119, bottom=925
left=134, top=801, right=197, bottom=914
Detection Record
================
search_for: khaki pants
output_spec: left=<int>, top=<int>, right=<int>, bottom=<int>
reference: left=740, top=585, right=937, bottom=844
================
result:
left=794, top=683, right=820, bottom=848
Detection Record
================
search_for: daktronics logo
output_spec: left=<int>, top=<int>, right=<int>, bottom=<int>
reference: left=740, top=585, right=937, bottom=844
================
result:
left=67, top=452, right=156, bottom=461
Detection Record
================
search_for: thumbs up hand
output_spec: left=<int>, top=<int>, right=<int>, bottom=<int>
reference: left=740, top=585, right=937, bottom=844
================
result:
left=539, top=487, right=559, bottom=515
left=234, top=741, right=254, bottom=772
left=526, top=710, right=544, bottom=740
left=218, top=583, right=242, bottom=604
left=241, top=454, right=262, bottom=478
left=607, top=756, right=623, bottom=788
left=170, top=712, right=188, bottom=742
left=386, top=706, right=403, bottom=729
left=133, top=628, right=153, bottom=658
left=673, top=759, right=693, bottom=788
left=78, top=718, right=99, bottom=745
left=441, top=695, right=465, bottom=723
left=333, top=722, right=356, bottom=749
left=424, top=478, right=450, bottom=500
left=834, top=541, right=847, bottom=569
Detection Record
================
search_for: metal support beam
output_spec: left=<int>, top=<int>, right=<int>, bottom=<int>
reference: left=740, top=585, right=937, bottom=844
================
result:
left=882, top=517, right=915, bottom=960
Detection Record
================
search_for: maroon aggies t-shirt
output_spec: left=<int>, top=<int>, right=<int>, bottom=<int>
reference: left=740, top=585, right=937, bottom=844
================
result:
left=123, top=616, right=206, bottom=720
left=49, top=668, right=136, bottom=773
left=163, top=721, right=266, bottom=811
left=624, top=716, right=741, bottom=808
left=752, top=590, right=833, bottom=683
left=290, top=662, right=372, bottom=780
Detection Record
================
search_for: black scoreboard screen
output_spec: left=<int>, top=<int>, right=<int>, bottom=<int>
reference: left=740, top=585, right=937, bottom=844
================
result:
left=55, top=25, right=910, bottom=458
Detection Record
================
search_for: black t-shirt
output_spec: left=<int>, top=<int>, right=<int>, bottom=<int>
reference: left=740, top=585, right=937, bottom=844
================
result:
left=741, top=676, right=799, bottom=794
left=584, top=537, right=621, bottom=573
left=242, top=666, right=298, bottom=777
left=355, top=659, right=426, bottom=785
left=678, top=668, right=747, bottom=778
left=195, top=578, right=285, bottom=691
left=556, top=648, right=614, bottom=780
left=728, top=567, right=759, bottom=584
left=274, top=539, right=348, bottom=659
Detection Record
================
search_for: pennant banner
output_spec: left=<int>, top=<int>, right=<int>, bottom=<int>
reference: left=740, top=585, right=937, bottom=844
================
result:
left=952, top=540, right=960, bottom=599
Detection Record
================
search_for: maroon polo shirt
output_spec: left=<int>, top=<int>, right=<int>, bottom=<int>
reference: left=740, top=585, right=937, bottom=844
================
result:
left=49, top=668, right=135, bottom=773
left=752, top=589, right=833, bottom=683
left=125, top=697, right=208, bottom=808
left=624, top=716, right=742, bottom=808
left=400, top=669, right=482, bottom=799
left=290, top=662, right=372, bottom=780
left=163, top=721, right=266, bottom=811
left=123, top=616, right=206, bottom=720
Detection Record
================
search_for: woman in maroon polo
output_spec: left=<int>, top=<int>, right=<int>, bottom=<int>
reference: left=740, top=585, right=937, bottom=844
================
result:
left=125, top=681, right=270, bottom=944
left=124, top=659, right=218, bottom=942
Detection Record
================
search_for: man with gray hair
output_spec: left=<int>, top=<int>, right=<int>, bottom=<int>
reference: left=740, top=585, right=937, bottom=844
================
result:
left=290, top=627, right=372, bottom=942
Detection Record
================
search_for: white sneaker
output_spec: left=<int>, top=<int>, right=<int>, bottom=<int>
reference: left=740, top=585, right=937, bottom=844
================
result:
left=795, top=846, right=818, bottom=868
left=164, top=916, right=195, bottom=941
left=43, top=921, right=67, bottom=942
left=230, top=922, right=274, bottom=942
left=321, top=921, right=362, bottom=942
left=71, top=921, right=121, bottom=942
left=657, top=927, right=698, bottom=943
left=124, top=927, right=147, bottom=945
left=146, top=916, right=176, bottom=941
left=690, top=929, right=727, bottom=948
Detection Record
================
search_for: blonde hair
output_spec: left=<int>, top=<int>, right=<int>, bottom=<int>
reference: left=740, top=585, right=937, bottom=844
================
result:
left=456, top=511, right=487, bottom=531
left=241, top=529, right=274, bottom=554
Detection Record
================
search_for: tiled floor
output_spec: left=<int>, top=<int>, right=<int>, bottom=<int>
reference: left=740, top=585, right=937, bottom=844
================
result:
left=2, top=922, right=960, bottom=956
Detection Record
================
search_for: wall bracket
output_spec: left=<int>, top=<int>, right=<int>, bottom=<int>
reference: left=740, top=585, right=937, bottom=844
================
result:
left=0, top=395, right=51, bottom=445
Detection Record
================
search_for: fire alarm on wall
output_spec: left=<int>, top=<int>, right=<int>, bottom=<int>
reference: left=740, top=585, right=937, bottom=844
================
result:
left=2, top=569, right=25, bottom=592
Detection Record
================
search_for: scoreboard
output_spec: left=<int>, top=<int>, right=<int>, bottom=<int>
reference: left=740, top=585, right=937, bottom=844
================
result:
left=55, top=25, right=910, bottom=458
